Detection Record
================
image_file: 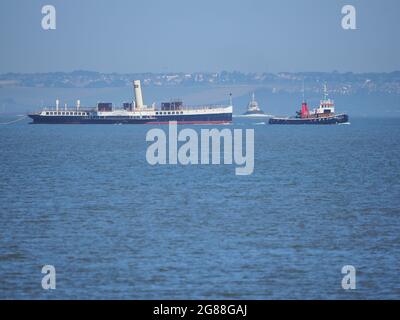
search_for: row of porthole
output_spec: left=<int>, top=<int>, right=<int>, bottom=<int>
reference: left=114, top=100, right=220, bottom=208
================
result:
left=155, top=111, right=184, bottom=115
left=87, top=116, right=154, bottom=119
left=45, top=112, right=87, bottom=116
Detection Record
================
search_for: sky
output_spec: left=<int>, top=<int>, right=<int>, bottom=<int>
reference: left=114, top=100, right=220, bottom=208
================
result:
left=0, top=0, right=399, bottom=73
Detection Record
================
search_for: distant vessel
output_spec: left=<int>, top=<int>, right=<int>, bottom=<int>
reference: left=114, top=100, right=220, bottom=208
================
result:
left=242, top=93, right=267, bottom=116
left=269, top=84, right=349, bottom=125
left=28, top=80, right=232, bottom=124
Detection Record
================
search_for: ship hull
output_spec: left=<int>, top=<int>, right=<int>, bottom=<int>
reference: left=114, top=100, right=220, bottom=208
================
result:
left=28, top=113, right=232, bottom=124
left=269, top=114, right=349, bottom=125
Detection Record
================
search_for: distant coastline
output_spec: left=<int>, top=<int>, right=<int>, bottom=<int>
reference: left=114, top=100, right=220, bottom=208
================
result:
left=1, top=70, right=400, bottom=96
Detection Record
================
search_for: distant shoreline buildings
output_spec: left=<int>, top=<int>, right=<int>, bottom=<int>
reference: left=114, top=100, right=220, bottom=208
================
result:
left=0, top=70, right=400, bottom=95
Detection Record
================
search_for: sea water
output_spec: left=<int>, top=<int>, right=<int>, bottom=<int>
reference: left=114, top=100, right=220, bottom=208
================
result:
left=0, top=117, right=399, bottom=299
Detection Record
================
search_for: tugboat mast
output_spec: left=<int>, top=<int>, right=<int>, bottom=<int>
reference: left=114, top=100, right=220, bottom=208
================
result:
left=323, top=83, right=329, bottom=100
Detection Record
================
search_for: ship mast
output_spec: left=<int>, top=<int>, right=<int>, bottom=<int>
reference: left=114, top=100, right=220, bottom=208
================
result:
left=323, top=83, right=328, bottom=100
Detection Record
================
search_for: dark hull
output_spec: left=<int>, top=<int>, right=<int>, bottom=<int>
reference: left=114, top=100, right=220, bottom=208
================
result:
left=269, top=114, right=349, bottom=125
left=28, top=113, right=232, bottom=124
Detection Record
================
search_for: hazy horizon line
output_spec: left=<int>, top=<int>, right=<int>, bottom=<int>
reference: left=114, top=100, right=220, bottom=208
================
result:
left=1, top=70, right=400, bottom=76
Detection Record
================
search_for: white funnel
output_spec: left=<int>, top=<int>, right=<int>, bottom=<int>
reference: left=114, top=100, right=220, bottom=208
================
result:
left=133, top=80, right=144, bottom=109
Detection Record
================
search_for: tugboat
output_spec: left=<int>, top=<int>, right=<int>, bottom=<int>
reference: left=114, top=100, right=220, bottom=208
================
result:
left=242, top=93, right=267, bottom=117
left=269, top=85, right=349, bottom=125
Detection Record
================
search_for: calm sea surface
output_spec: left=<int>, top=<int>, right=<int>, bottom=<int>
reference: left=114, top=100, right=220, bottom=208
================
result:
left=0, top=117, right=399, bottom=299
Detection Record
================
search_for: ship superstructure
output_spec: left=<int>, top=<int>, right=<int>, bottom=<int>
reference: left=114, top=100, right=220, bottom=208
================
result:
left=28, top=80, right=233, bottom=124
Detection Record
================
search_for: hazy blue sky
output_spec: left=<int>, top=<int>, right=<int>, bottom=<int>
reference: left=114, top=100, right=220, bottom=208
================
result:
left=0, top=0, right=399, bottom=73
